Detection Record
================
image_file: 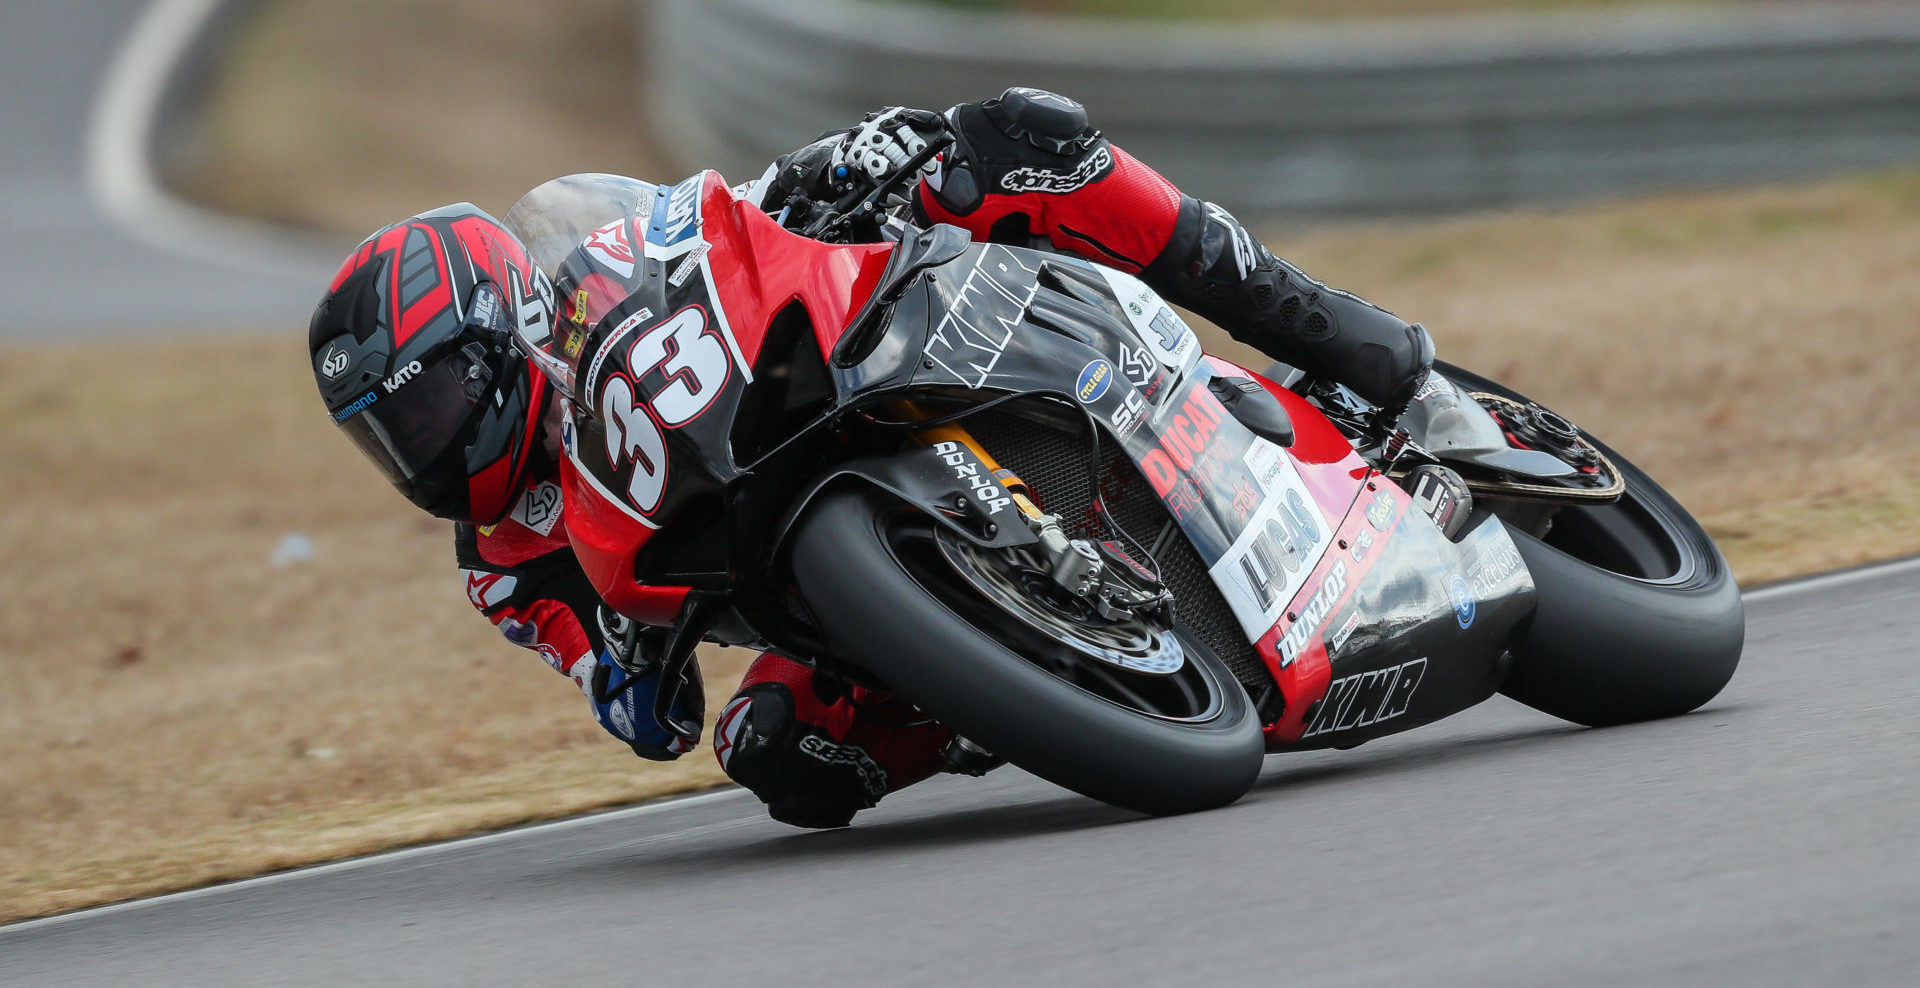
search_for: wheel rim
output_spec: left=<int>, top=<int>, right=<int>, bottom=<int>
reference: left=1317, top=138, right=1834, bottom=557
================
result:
left=882, top=516, right=1232, bottom=725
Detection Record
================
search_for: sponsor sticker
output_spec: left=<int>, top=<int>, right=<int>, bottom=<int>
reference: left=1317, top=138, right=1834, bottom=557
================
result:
left=1275, top=560, right=1350, bottom=668
left=931, top=440, right=1012, bottom=514
left=1327, top=608, right=1362, bottom=656
left=381, top=359, right=423, bottom=393
left=320, top=346, right=349, bottom=379
left=655, top=177, right=703, bottom=246
left=1350, top=528, right=1374, bottom=563
left=1365, top=487, right=1396, bottom=531
left=1464, top=537, right=1525, bottom=600
left=1076, top=359, right=1113, bottom=403
left=512, top=480, right=563, bottom=536
left=330, top=391, right=378, bottom=422
left=1109, top=387, right=1147, bottom=440
left=1116, top=342, right=1156, bottom=389
left=921, top=246, right=1041, bottom=389
left=1447, top=573, right=1476, bottom=629
left=797, top=735, right=889, bottom=797
left=1000, top=145, right=1113, bottom=195
left=1096, top=268, right=1200, bottom=377
left=582, top=220, right=636, bottom=278
left=1302, top=658, right=1428, bottom=739
left=1211, top=472, right=1329, bottom=640
left=462, top=568, right=518, bottom=610
left=667, top=241, right=711, bottom=288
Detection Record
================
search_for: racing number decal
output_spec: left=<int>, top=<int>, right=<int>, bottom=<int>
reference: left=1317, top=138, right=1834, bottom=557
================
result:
left=626, top=306, right=730, bottom=425
left=598, top=306, right=733, bottom=514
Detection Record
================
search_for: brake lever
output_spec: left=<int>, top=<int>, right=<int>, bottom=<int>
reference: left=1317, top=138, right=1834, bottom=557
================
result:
left=802, top=133, right=954, bottom=240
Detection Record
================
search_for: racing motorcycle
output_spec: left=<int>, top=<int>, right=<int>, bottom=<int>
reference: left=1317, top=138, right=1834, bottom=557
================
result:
left=495, top=149, right=1744, bottom=817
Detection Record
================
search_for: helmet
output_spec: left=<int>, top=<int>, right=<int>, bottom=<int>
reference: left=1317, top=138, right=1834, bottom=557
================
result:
left=309, top=203, right=556, bottom=525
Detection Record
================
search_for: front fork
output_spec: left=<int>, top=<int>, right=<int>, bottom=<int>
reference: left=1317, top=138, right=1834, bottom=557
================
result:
left=902, top=406, right=1164, bottom=612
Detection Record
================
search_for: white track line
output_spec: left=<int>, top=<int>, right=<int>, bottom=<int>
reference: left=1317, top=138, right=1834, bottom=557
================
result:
left=87, top=0, right=336, bottom=278
left=1741, top=554, right=1920, bottom=604
left=0, top=788, right=751, bottom=936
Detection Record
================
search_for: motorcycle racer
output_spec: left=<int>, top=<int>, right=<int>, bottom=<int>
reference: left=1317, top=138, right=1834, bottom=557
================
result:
left=309, top=88, right=1434, bottom=828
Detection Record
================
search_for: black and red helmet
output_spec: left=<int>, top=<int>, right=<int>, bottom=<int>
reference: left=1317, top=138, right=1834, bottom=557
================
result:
left=309, top=203, right=556, bottom=525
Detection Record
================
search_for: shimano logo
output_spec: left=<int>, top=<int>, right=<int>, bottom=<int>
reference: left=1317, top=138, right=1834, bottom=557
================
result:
left=320, top=346, right=350, bottom=379
left=382, top=359, right=423, bottom=393
left=331, top=391, right=378, bottom=422
left=1000, top=145, right=1113, bottom=195
left=1277, top=561, right=1349, bottom=667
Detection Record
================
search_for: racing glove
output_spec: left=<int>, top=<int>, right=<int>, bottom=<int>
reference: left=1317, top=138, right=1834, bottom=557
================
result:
left=749, top=106, right=949, bottom=212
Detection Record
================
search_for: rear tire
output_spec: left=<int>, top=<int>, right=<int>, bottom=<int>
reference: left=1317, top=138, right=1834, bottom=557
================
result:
left=791, top=487, right=1264, bottom=816
left=1437, top=362, right=1745, bottom=727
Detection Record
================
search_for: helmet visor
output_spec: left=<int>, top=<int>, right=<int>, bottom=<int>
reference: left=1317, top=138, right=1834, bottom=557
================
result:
left=335, top=341, right=497, bottom=492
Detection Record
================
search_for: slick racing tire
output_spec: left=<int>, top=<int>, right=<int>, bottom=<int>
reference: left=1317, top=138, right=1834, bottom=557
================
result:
left=791, top=487, right=1265, bottom=816
left=1438, top=362, right=1745, bottom=727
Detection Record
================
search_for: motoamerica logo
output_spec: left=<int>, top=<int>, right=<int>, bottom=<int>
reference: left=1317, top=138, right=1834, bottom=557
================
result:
left=1000, top=145, right=1113, bottom=195
left=1276, top=560, right=1349, bottom=668
left=1302, top=657, right=1427, bottom=739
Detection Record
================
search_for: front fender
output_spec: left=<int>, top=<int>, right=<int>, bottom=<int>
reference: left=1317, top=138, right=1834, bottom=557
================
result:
left=769, top=441, right=1040, bottom=565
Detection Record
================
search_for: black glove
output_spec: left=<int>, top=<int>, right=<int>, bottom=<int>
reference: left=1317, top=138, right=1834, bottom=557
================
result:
left=761, top=106, right=948, bottom=211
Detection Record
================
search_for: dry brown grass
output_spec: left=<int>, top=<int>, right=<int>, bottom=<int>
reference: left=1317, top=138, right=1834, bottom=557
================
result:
left=6, top=167, right=1919, bottom=923
left=172, top=0, right=672, bottom=236
left=0, top=338, right=749, bottom=922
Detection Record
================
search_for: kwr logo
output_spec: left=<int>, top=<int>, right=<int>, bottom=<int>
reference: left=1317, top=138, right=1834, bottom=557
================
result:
left=382, top=359, right=423, bottom=393
left=1302, top=657, right=1427, bottom=739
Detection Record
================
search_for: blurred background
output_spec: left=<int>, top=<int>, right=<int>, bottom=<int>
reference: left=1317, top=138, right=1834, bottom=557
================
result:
left=3, top=0, right=1917, bottom=921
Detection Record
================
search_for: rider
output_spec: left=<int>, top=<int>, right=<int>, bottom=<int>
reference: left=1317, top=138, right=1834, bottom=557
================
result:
left=309, top=88, right=1434, bottom=828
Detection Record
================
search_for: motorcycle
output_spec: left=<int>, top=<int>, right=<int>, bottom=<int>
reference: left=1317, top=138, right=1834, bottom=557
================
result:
left=493, top=148, right=1744, bottom=817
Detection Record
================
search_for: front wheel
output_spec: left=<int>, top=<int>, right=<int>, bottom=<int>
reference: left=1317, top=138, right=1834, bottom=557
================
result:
left=1438, top=362, right=1745, bottom=727
left=790, top=487, right=1265, bottom=816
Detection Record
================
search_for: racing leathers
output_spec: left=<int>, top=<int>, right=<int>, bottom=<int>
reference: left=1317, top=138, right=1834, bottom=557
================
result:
left=460, top=87, right=1433, bottom=828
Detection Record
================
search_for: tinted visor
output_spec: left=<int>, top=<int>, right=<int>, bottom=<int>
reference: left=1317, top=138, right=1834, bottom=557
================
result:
left=336, top=340, right=498, bottom=494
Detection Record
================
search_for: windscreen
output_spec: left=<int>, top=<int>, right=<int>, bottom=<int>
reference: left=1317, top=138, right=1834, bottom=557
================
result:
left=500, top=173, right=658, bottom=395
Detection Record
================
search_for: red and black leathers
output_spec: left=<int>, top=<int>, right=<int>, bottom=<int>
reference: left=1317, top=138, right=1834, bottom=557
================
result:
left=465, top=88, right=1435, bottom=828
left=915, top=87, right=1434, bottom=410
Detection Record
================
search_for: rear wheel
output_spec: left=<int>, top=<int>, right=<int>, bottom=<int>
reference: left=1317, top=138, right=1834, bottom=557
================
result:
left=791, top=487, right=1264, bottom=816
left=1438, top=362, right=1744, bottom=726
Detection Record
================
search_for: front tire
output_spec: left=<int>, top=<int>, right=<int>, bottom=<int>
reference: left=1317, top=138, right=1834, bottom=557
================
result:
left=791, top=487, right=1264, bottom=816
left=1438, top=362, right=1745, bottom=726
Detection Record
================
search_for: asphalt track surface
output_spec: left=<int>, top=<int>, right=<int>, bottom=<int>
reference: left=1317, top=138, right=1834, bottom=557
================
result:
left=5, top=561, right=1918, bottom=986
left=0, top=0, right=325, bottom=338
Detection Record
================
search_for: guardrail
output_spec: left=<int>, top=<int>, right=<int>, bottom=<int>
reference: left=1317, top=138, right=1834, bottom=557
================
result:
left=647, top=0, right=1920, bottom=218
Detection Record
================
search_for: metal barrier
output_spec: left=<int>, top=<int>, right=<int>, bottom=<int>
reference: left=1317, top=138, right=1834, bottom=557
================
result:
left=648, top=0, right=1920, bottom=217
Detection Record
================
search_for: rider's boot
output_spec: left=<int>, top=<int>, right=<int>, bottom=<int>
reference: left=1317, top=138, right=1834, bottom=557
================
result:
left=714, top=653, right=954, bottom=829
left=1142, top=198, right=1435, bottom=412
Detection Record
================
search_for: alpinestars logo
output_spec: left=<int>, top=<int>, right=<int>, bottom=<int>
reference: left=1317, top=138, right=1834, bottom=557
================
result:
left=798, top=735, right=889, bottom=797
left=1000, top=145, right=1113, bottom=195
left=320, top=347, right=350, bottom=379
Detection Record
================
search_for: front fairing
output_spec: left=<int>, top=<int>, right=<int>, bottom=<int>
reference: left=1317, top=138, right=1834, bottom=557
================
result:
left=838, top=241, right=1537, bottom=746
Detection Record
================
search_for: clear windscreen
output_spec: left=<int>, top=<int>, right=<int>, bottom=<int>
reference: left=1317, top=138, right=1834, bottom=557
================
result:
left=500, top=173, right=657, bottom=395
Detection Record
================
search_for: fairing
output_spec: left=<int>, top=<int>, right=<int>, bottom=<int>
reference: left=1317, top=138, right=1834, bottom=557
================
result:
left=529, top=174, right=1536, bottom=746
